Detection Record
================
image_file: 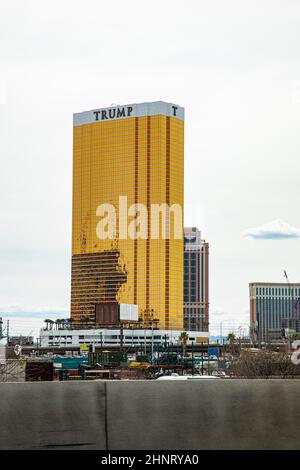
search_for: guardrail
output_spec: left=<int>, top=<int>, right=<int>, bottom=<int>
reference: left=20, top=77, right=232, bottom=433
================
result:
left=0, top=380, right=299, bottom=449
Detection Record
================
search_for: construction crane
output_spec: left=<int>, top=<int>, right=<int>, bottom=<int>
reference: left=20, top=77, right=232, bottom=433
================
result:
left=283, top=269, right=294, bottom=309
left=283, top=269, right=290, bottom=286
left=283, top=270, right=299, bottom=312
left=283, top=270, right=300, bottom=337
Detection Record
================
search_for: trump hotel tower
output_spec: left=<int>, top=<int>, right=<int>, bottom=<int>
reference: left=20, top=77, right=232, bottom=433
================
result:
left=71, top=101, right=184, bottom=331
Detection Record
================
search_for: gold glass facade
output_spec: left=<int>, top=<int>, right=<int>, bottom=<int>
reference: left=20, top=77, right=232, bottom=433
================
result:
left=71, top=102, right=184, bottom=330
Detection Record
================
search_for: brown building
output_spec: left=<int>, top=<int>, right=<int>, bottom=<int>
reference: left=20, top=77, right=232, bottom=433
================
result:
left=184, top=227, right=209, bottom=331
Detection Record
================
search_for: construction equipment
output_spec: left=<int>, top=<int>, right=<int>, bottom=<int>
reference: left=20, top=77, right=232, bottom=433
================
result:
left=282, top=270, right=300, bottom=339
left=283, top=270, right=290, bottom=285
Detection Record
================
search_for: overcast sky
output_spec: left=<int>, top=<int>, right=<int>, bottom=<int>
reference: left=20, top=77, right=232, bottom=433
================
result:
left=1, top=0, right=300, bottom=335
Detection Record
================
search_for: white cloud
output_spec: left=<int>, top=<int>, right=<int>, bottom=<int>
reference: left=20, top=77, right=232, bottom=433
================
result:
left=243, top=219, right=300, bottom=240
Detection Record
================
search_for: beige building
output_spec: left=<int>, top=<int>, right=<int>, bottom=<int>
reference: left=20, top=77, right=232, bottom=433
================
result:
left=249, top=282, right=300, bottom=342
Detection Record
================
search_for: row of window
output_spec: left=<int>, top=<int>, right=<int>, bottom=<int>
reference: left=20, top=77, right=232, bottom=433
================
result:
left=47, top=334, right=195, bottom=341
left=256, top=287, right=300, bottom=296
left=256, top=297, right=300, bottom=330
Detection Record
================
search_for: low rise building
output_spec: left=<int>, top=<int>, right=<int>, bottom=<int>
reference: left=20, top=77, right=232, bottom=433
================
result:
left=40, top=328, right=209, bottom=349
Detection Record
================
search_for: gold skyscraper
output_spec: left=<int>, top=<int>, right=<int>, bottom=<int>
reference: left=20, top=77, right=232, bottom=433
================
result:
left=71, top=101, right=184, bottom=330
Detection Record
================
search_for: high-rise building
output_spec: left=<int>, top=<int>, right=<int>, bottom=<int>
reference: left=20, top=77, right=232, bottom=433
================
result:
left=184, top=227, right=209, bottom=331
left=249, top=282, right=300, bottom=342
left=71, top=101, right=184, bottom=330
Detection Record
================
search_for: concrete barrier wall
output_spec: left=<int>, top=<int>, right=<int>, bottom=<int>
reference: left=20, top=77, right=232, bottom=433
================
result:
left=0, top=380, right=300, bottom=450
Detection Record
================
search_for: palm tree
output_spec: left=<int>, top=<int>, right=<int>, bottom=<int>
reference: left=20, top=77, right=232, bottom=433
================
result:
left=227, top=332, right=236, bottom=355
left=60, top=319, right=67, bottom=330
left=56, top=319, right=65, bottom=330
left=290, top=331, right=300, bottom=343
left=179, top=332, right=189, bottom=358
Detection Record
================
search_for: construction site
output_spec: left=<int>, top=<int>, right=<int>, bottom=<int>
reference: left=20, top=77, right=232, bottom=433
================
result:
left=0, top=338, right=221, bottom=383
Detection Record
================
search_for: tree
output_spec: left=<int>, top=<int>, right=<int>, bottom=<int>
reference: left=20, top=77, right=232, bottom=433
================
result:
left=227, top=332, right=236, bottom=342
left=44, top=319, right=55, bottom=330
left=58, top=319, right=68, bottom=330
left=55, top=319, right=66, bottom=330
left=179, top=332, right=189, bottom=358
left=229, top=350, right=300, bottom=378
left=290, top=332, right=300, bottom=342
left=227, top=332, right=236, bottom=355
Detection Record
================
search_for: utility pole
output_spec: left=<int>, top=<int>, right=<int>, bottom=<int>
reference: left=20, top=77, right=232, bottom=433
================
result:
left=284, top=270, right=296, bottom=349
left=151, top=320, right=154, bottom=362
left=6, top=320, right=9, bottom=346
left=191, top=341, right=194, bottom=376
left=120, top=324, right=124, bottom=353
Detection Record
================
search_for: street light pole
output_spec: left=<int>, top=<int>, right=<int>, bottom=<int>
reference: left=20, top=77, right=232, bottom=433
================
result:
left=191, top=341, right=194, bottom=376
left=151, top=320, right=154, bottom=362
